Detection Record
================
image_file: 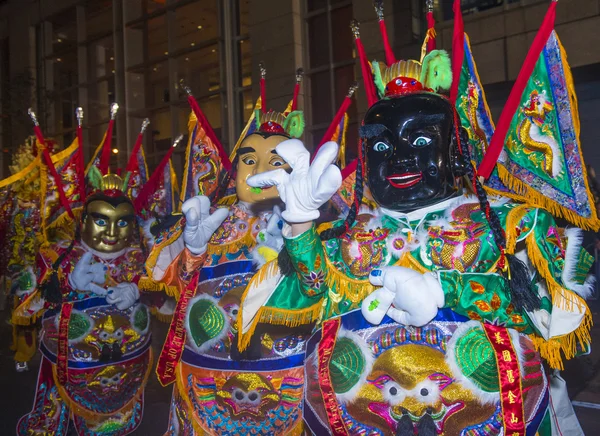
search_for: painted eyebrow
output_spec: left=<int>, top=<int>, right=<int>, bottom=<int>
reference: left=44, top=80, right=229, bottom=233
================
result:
left=359, top=124, right=391, bottom=138
left=405, top=114, right=445, bottom=126
left=270, top=150, right=280, bottom=154
left=237, top=147, right=256, bottom=155
left=90, top=212, right=109, bottom=220
left=119, top=214, right=135, bottom=222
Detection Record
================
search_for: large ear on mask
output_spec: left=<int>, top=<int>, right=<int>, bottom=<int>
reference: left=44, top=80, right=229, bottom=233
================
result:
left=450, top=125, right=469, bottom=178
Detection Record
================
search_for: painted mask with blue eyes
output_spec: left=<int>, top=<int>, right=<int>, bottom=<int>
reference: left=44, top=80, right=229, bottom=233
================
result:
left=362, top=92, right=466, bottom=212
left=81, top=197, right=136, bottom=254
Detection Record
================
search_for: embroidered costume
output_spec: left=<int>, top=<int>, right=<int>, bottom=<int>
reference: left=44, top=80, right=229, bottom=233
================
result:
left=0, top=138, right=44, bottom=371
left=16, top=106, right=171, bottom=435
left=237, top=2, right=593, bottom=435
left=146, top=68, right=354, bottom=435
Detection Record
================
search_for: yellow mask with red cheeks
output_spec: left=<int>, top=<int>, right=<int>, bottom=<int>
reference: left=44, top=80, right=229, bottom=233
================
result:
left=235, top=133, right=290, bottom=204
left=81, top=199, right=136, bottom=254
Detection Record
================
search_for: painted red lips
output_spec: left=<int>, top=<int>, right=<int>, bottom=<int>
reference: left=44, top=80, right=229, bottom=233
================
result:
left=386, top=172, right=423, bottom=188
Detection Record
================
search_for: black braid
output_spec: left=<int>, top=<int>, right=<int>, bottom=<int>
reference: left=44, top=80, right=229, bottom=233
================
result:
left=40, top=238, right=76, bottom=305
left=454, top=116, right=540, bottom=313
left=320, top=138, right=365, bottom=241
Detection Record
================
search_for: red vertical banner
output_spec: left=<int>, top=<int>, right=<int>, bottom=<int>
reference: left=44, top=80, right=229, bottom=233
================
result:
left=482, top=324, right=526, bottom=435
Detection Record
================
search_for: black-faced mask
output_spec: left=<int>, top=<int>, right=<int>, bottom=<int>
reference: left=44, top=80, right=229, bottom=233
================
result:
left=362, top=93, right=465, bottom=212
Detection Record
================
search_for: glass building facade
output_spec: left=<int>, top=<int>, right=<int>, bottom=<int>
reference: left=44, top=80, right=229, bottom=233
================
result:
left=31, top=0, right=252, bottom=172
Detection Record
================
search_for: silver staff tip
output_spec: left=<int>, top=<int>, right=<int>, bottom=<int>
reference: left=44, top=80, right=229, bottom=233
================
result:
left=28, top=108, right=39, bottom=126
left=173, top=134, right=184, bottom=147
left=180, top=79, right=193, bottom=96
left=259, top=62, right=267, bottom=79
left=350, top=20, right=360, bottom=39
left=110, top=103, right=119, bottom=119
left=373, top=0, right=384, bottom=20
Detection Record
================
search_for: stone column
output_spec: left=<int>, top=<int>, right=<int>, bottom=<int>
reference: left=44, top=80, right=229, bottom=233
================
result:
left=248, top=0, right=304, bottom=116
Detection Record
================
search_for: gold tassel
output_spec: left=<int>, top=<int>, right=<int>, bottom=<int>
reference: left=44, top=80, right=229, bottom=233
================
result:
left=207, top=230, right=255, bottom=256
left=324, top=256, right=374, bottom=305
left=237, top=260, right=323, bottom=352
left=504, top=204, right=530, bottom=254
left=525, top=233, right=593, bottom=368
left=498, top=165, right=600, bottom=231
left=138, top=277, right=179, bottom=298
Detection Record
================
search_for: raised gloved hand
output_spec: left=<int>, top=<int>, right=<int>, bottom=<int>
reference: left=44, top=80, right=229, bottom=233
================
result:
left=69, top=252, right=108, bottom=295
left=362, top=267, right=444, bottom=326
left=247, top=139, right=342, bottom=223
left=182, top=195, right=229, bottom=255
left=105, top=282, right=140, bottom=310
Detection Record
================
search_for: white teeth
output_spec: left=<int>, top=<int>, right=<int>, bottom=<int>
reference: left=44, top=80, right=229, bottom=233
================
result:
left=390, top=174, right=420, bottom=181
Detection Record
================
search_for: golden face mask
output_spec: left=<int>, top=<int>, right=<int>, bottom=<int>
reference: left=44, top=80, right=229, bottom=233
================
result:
left=81, top=200, right=135, bottom=253
left=235, top=134, right=290, bottom=204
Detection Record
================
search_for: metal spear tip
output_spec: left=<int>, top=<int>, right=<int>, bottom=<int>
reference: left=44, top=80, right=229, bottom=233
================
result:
left=347, top=81, right=359, bottom=97
left=172, top=134, right=184, bottom=147
left=259, top=62, right=267, bottom=79
left=350, top=20, right=360, bottom=39
left=76, top=107, right=84, bottom=125
left=141, top=118, right=150, bottom=132
left=110, top=103, right=119, bottom=119
left=426, top=0, right=434, bottom=12
left=179, top=79, right=193, bottom=96
left=373, top=0, right=384, bottom=20
left=295, top=67, right=305, bottom=83
left=28, top=108, right=39, bottom=126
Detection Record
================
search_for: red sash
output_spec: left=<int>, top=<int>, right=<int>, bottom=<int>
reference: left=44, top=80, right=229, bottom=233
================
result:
left=482, top=323, right=526, bottom=435
left=56, top=302, right=74, bottom=385
left=156, top=272, right=199, bottom=386
left=318, top=318, right=349, bottom=436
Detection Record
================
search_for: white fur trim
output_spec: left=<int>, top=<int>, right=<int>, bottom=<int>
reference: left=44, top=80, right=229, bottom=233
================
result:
left=562, top=228, right=595, bottom=299
left=348, top=240, right=360, bottom=258
left=334, top=328, right=375, bottom=405
left=185, top=294, right=230, bottom=354
left=53, top=309, right=95, bottom=344
left=249, top=246, right=267, bottom=268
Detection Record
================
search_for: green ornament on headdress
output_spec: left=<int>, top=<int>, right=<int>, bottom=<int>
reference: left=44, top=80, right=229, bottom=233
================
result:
left=282, top=110, right=305, bottom=138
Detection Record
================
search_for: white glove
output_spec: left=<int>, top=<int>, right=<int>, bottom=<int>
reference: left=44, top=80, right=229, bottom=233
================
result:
left=182, top=195, right=229, bottom=255
left=105, top=282, right=140, bottom=310
left=247, top=139, right=342, bottom=223
left=362, top=267, right=444, bottom=326
left=69, top=252, right=108, bottom=295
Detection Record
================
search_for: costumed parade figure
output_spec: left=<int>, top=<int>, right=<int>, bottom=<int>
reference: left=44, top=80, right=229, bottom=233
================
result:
left=238, top=1, right=595, bottom=435
left=0, top=137, right=44, bottom=372
left=146, top=67, right=354, bottom=435
left=16, top=106, right=170, bottom=435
